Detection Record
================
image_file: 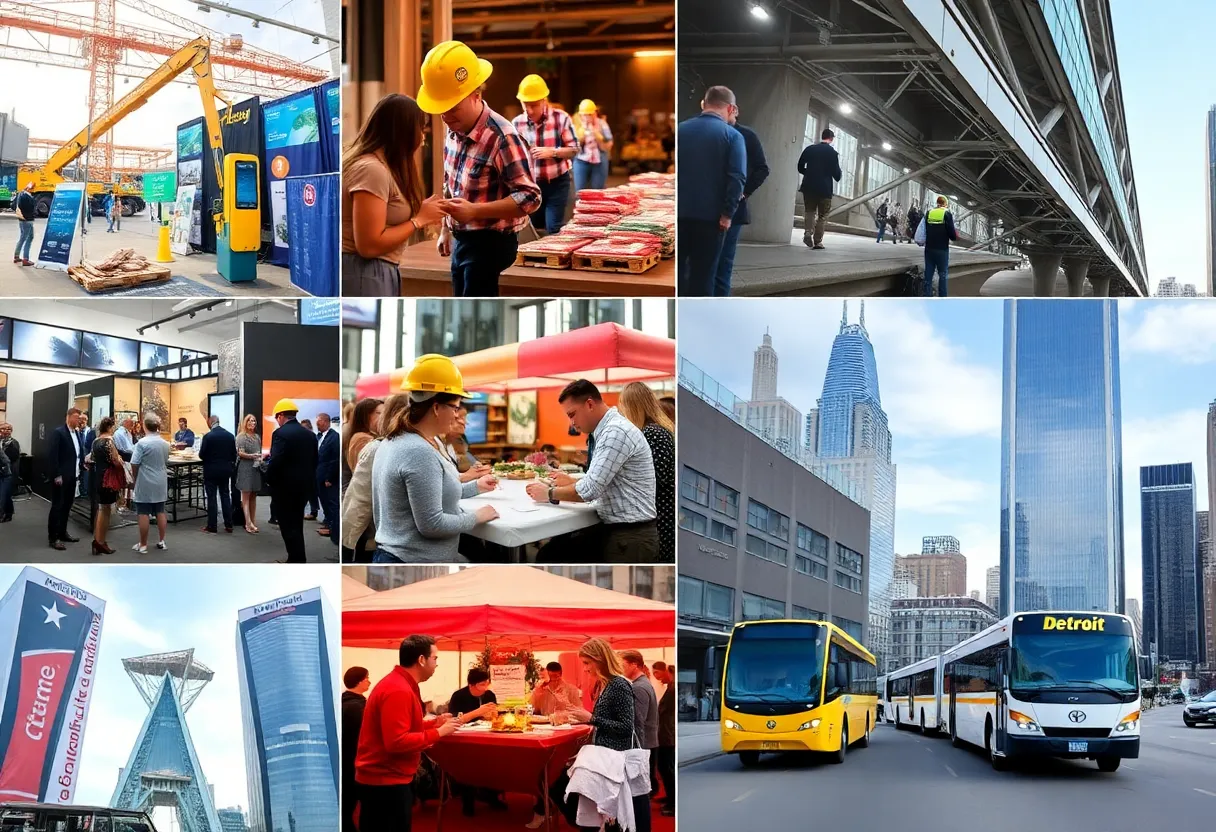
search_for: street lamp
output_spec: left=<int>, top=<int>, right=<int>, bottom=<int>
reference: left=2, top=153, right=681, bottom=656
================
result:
left=750, top=3, right=770, bottom=20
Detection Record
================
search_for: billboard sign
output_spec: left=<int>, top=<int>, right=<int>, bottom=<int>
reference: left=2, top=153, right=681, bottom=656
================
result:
left=0, top=567, right=106, bottom=803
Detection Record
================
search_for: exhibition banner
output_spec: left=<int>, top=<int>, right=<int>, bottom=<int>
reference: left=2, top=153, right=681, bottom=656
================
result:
left=176, top=118, right=205, bottom=247
left=170, top=185, right=197, bottom=256
left=0, top=567, right=105, bottom=804
left=143, top=171, right=177, bottom=203
left=285, top=173, right=338, bottom=297
left=35, top=183, right=85, bottom=272
left=319, top=80, right=341, bottom=171
left=263, top=90, right=323, bottom=266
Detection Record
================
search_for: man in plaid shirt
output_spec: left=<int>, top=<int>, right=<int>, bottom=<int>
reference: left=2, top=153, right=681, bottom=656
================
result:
left=512, top=74, right=578, bottom=235
left=416, top=41, right=541, bottom=297
left=525, top=379, right=661, bottom=562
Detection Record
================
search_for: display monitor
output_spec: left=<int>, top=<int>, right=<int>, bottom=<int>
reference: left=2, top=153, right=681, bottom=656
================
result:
left=341, top=300, right=378, bottom=328
left=464, top=403, right=488, bottom=444
left=301, top=299, right=340, bottom=326
left=11, top=321, right=82, bottom=367
left=234, top=159, right=259, bottom=209
left=208, top=392, right=238, bottom=441
left=0, top=317, right=10, bottom=360
left=140, top=342, right=182, bottom=371
left=81, top=332, right=139, bottom=374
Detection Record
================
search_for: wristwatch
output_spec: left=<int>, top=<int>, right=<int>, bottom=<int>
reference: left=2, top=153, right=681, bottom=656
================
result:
left=548, top=486, right=559, bottom=505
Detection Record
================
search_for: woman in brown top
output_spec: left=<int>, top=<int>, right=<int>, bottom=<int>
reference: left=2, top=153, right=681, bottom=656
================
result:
left=342, top=94, right=445, bottom=297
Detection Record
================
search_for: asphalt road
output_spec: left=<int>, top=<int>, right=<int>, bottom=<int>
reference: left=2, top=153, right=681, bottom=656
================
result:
left=679, top=705, right=1216, bottom=832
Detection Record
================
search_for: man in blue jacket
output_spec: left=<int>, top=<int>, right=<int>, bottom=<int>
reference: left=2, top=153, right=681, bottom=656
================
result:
left=921, top=196, right=959, bottom=297
left=198, top=415, right=236, bottom=534
left=315, top=413, right=340, bottom=546
left=715, top=119, right=770, bottom=297
left=797, top=128, right=843, bottom=249
left=676, top=86, right=746, bottom=296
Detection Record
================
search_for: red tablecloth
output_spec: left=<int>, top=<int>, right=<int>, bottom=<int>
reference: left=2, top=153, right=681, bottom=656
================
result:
left=427, top=725, right=592, bottom=795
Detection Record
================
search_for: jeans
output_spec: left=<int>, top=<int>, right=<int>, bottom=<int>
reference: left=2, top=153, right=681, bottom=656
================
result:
left=450, top=229, right=518, bottom=297
left=14, top=220, right=34, bottom=260
left=714, top=220, right=744, bottom=296
left=923, top=248, right=950, bottom=297
left=317, top=476, right=339, bottom=544
left=204, top=475, right=233, bottom=530
left=596, top=156, right=611, bottom=188
left=358, top=782, right=413, bottom=832
left=573, top=158, right=596, bottom=192
left=537, top=172, right=572, bottom=234
left=677, top=219, right=725, bottom=296
left=876, top=222, right=886, bottom=242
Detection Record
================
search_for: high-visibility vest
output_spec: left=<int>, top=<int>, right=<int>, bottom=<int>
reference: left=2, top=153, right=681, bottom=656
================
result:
left=927, top=206, right=948, bottom=225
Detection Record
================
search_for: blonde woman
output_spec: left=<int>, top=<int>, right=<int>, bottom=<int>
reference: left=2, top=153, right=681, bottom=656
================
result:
left=618, top=382, right=675, bottom=561
left=235, top=413, right=263, bottom=534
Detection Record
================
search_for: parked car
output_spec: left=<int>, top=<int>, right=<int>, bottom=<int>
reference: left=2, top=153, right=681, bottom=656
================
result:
left=1182, top=690, right=1216, bottom=727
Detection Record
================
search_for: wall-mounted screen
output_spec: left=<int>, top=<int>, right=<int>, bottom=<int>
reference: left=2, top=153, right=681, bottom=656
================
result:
left=11, top=321, right=82, bottom=367
left=342, top=300, right=378, bottom=328
left=301, top=298, right=340, bottom=326
left=234, top=160, right=259, bottom=209
left=208, top=392, right=238, bottom=442
left=81, top=332, right=139, bottom=374
left=0, top=317, right=11, bottom=360
left=140, top=342, right=182, bottom=371
left=464, top=403, right=488, bottom=444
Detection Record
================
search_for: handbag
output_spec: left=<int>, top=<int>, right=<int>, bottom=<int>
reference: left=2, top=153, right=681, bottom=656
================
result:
left=914, top=216, right=927, bottom=246
left=101, top=462, right=125, bottom=491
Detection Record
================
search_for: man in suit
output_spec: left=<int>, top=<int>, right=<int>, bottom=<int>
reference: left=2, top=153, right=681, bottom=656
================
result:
left=47, top=407, right=84, bottom=550
left=714, top=117, right=770, bottom=297
left=265, top=399, right=319, bottom=563
left=198, top=415, right=236, bottom=534
left=315, top=413, right=340, bottom=545
left=798, top=127, right=843, bottom=250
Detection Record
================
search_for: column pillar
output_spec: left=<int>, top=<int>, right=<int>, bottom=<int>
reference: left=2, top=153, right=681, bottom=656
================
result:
left=1028, top=252, right=1063, bottom=297
left=1062, top=256, right=1090, bottom=298
left=1090, top=275, right=1111, bottom=297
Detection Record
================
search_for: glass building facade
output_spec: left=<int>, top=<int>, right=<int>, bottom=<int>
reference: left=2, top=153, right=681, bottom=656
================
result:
left=1207, top=107, right=1216, bottom=297
left=238, top=590, right=339, bottom=832
left=1140, top=463, right=1203, bottom=666
left=1000, top=300, right=1124, bottom=616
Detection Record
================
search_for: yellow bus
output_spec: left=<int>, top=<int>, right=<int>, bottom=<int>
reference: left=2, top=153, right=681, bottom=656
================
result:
left=720, top=618, right=878, bottom=766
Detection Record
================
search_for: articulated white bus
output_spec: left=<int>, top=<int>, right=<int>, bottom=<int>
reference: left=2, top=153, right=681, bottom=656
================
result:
left=883, top=611, right=1141, bottom=772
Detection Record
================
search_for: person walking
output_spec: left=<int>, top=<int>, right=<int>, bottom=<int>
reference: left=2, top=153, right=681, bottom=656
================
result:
left=12, top=182, right=36, bottom=266
left=676, top=85, right=746, bottom=296
left=875, top=199, right=889, bottom=243
left=265, top=398, right=319, bottom=563
left=921, top=195, right=959, bottom=297
left=130, top=415, right=170, bottom=553
left=512, top=75, right=578, bottom=235
left=236, top=413, right=264, bottom=534
left=88, top=416, right=124, bottom=556
left=315, top=413, right=340, bottom=545
left=906, top=201, right=922, bottom=245
left=110, top=195, right=122, bottom=232
left=890, top=201, right=903, bottom=244
left=104, top=193, right=115, bottom=232
left=573, top=100, right=614, bottom=192
left=714, top=116, right=770, bottom=297
left=342, top=94, right=446, bottom=297
left=798, top=128, right=843, bottom=250
left=415, top=40, right=541, bottom=297
left=47, top=408, right=84, bottom=551
left=199, top=415, right=236, bottom=535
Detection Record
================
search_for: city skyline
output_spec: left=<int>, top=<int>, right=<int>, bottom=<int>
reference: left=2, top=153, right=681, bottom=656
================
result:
left=677, top=299, right=1216, bottom=611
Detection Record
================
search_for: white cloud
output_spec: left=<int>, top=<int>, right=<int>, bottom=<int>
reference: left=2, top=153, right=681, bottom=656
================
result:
left=1121, top=302, right=1216, bottom=365
left=894, top=465, right=991, bottom=514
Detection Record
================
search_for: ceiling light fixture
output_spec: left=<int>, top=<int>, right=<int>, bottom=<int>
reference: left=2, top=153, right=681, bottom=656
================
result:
left=634, top=49, right=675, bottom=58
left=750, top=4, right=770, bottom=20
left=881, top=141, right=892, bottom=151
left=838, top=102, right=854, bottom=115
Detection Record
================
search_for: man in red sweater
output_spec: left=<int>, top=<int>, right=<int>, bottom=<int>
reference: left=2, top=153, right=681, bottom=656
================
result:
left=355, top=634, right=460, bottom=831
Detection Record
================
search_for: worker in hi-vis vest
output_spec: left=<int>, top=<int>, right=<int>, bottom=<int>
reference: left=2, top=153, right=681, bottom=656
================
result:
left=919, top=195, right=959, bottom=297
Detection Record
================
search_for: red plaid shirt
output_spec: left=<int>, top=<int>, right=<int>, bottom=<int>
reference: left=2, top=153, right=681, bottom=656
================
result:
left=443, top=103, right=541, bottom=233
left=512, top=105, right=577, bottom=183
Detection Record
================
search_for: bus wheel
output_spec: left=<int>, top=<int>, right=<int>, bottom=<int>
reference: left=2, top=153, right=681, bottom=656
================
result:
left=856, top=716, right=870, bottom=748
left=830, top=722, right=848, bottom=764
left=987, top=724, right=1009, bottom=772
left=739, top=751, right=760, bottom=768
left=1096, top=755, right=1121, bottom=773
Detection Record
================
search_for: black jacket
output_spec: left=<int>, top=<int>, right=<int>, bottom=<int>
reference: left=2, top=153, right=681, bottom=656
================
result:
left=732, top=123, right=770, bottom=226
left=658, top=683, right=675, bottom=746
left=198, top=425, right=237, bottom=481
left=49, top=424, right=82, bottom=482
left=448, top=685, right=497, bottom=720
left=266, top=418, right=319, bottom=498
left=341, top=690, right=366, bottom=783
left=797, top=141, right=842, bottom=199
left=317, top=428, right=340, bottom=485
left=0, top=438, right=18, bottom=471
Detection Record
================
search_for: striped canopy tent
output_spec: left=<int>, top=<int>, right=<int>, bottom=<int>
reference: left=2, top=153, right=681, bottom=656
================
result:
left=354, top=322, right=675, bottom=400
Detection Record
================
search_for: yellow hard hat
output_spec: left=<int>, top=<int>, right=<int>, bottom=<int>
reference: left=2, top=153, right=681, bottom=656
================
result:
left=578, top=99, right=598, bottom=116
left=416, top=41, right=494, bottom=115
left=401, top=354, right=471, bottom=398
left=517, top=74, right=550, bottom=103
left=273, top=398, right=299, bottom=415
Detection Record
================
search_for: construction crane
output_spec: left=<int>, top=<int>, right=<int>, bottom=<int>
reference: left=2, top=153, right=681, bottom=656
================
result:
left=18, top=36, right=228, bottom=225
left=0, top=0, right=328, bottom=183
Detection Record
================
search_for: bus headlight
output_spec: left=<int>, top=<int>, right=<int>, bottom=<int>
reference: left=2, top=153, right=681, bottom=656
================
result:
left=724, top=719, right=742, bottom=731
left=797, top=719, right=821, bottom=731
left=1115, top=711, right=1140, bottom=733
left=1008, top=709, right=1040, bottom=732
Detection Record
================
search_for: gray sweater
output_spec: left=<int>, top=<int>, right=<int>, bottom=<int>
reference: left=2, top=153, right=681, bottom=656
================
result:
left=371, top=431, right=480, bottom=562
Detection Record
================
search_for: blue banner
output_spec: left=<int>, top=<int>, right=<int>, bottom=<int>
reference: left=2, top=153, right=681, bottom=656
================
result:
left=285, top=173, right=338, bottom=297
left=36, top=184, right=84, bottom=270
left=264, top=90, right=324, bottom=266
left=300, top=298, right=340, bottom=326
left=319, top=79, right=341, bottom=172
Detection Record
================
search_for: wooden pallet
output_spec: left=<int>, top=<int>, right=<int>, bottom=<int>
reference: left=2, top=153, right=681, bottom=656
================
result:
left=68, top=262, right=172, bottom=293
left=514, top=250, right=572, bottom=270
left=571, top=251, right=661, bottom=274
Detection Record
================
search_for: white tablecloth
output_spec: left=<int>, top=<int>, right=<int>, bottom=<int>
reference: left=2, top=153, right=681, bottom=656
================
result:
left=462, top=478, right=600, bottom=548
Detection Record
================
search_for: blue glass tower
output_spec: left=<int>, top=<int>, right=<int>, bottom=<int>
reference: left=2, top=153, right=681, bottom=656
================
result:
left=1000, top=300, right=1125, bottom=616
left=1140, top=463, right=1203, bottom=666
left=237, top=589, right=339, bottom=832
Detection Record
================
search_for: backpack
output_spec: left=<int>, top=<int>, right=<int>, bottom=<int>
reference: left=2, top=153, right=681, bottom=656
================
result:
left=898, top=265, right=923, bottom=297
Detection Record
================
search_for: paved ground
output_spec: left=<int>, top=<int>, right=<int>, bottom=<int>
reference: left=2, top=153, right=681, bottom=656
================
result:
left=679, top=705, right=1216, bottom=831
left=411, top=791, right=674, bottom=832
left=3, top=493, right=339, bottom=563
left=0, top=212, right=306, bottom=297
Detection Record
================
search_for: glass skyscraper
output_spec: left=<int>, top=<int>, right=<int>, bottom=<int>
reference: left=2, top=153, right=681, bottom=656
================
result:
left=1140, top=463, right=1203, bottom=666
left=1207, top=106, right=1216, bottom=297
left=237, top=588, right=339, bottom=832
left=1000, top=300, right=1125, bottom=616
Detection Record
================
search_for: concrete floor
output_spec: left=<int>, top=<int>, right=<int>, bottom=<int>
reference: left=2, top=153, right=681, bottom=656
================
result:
left=2, top=493, right=339, bottom=563
left=980, top=267, right=1096, bottom=296
left=0, top=212, right=307, bottom=297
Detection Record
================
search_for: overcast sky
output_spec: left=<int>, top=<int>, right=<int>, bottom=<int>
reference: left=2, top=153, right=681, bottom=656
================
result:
left=0, top=564, right=339, bottom=816
left=678, top=298, right=1216, bottom=607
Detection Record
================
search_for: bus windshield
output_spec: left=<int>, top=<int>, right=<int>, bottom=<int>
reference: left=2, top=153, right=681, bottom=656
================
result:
left=725, top=622, right=825, bottom=707
left=1010, top=631, right=1137, bottom=696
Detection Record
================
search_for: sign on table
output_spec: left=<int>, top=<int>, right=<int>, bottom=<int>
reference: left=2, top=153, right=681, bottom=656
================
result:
left=491, top=664, right=527, bottom=703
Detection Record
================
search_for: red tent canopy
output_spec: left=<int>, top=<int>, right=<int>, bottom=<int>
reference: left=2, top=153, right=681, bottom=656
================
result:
left=342, top=566, right=676, bottom=651
left=355, top=322, right=675, bottom=400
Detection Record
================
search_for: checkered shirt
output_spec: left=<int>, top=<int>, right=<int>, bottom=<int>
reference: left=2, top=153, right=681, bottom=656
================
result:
left=574, top=407, right=657, bottom=524
left=443, top=103, right=541, bottom=232
left=576, top=118, right=613, bottom=164
left=512, top=105, right=577, bottom=183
